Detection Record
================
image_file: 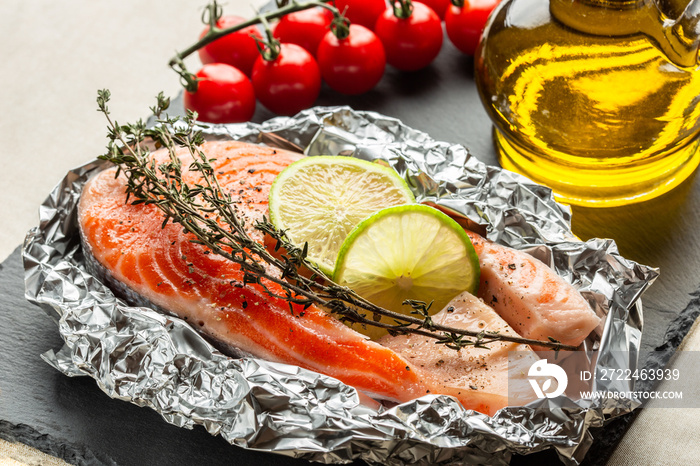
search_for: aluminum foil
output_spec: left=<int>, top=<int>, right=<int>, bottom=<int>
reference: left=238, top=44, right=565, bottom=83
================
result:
left=23, top=106, right=658, bottom=465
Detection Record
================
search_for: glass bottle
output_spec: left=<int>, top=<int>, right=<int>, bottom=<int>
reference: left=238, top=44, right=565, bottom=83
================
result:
left=475, top=0, right=700, bottom=207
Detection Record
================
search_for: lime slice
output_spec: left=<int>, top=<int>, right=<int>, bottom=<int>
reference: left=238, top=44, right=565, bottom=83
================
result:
left=333, top=204, right=480, bottom=340
left=268, top=156, right=415, bottom=275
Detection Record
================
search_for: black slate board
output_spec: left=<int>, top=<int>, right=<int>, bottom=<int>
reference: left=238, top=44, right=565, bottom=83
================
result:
left=0, top=247, right=323, bottom=466
left=3, top=35, right=700, bottom=465
left=4, top=246, right=699, bottom=466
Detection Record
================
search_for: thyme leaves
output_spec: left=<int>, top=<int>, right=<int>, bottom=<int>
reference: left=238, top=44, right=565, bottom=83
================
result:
left=96, top=90, right=577, bottom=352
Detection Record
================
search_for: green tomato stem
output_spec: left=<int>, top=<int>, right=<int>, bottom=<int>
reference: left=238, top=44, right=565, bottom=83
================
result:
left=170, top=0, right=342, bottom=91
left=392, top=0, right=414, bottom=19
left=255, top=14, right=282, bottom=62
left=330, top=14, right=351, bottom=40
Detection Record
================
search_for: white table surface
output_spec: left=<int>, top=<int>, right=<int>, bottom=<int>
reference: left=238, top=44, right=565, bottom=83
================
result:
left=0, top=0, right=230, bottom=262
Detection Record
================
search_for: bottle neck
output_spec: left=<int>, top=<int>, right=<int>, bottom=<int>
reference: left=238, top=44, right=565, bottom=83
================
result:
left=550, top=0, right=699, bottom=67
left=550, top=0, right=649, bottom=37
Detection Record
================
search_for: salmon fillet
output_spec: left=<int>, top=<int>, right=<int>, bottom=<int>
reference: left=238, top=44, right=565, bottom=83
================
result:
left=379, top=292, right=540, bottom=416
left=78, top=141, right=431, bottom=403
left=465, top=231, right=601, bottom=348
left=78, top=140, right=595, bottom=413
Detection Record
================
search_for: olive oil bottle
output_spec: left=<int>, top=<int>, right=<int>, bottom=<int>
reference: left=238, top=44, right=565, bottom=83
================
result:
left=475, top=0, right=700, bottom=206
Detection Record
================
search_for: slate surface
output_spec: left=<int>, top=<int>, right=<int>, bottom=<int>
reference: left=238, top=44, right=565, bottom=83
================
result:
left=0, top=247, right=320, bottom=466
left=3, top=39, right=700, bottom=465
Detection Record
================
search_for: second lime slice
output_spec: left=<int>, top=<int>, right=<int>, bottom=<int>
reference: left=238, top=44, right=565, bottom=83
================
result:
left=268, top=155, right=415, bottom=275
left=333, top=204, right=480, bottom=340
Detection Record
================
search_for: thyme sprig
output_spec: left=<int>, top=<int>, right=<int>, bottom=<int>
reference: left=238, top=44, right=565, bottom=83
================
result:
left=96, top=89, right=577, bottom=352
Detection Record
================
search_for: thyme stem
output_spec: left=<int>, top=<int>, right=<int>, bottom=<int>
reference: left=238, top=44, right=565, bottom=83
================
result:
left=96, top=90, right=578, bottom=353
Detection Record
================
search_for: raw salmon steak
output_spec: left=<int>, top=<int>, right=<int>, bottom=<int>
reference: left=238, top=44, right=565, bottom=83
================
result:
left=465, top=231, right=601, bottom=348
left=78, top=140, right=595, bottom=413
left=78, top=141, right=431, bottom=403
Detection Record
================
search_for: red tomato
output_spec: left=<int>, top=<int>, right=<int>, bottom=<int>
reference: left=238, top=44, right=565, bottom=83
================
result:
left=251, top=43, right=321, bottom=116
left=317, top=24, right=386, bottom=95
left=184, top=63, right=256, bottom=123
left=198, top=16, right=263, bottom=76
left=374, top=2, right=443, bottom=71
left=334, top=0, right=387, bottom=30
left=273, top=7, right=334, bottom=57
left=418, top=0, right=451, bottom=19
left=445, top=0, right=500, bottom=55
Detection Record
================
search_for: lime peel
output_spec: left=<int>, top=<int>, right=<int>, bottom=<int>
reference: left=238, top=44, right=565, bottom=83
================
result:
left=333, top=204, right=480, bottom=340
left=268, top=155, right=415, bottom=275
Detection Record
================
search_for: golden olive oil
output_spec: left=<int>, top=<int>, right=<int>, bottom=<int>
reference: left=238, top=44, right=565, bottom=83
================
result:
left=475, top=0, right=700, bottom=206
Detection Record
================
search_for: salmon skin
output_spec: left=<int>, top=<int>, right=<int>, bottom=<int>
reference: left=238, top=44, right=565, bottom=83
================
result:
left=465, top=231, right=601, bottom=348
left=78, top=141, right=431, bottom=404
left=379, top=291, right=540, bottom=416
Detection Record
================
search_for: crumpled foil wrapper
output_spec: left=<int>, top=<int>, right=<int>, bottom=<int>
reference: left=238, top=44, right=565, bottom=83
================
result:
left=23, top=106, right=658, bottom=465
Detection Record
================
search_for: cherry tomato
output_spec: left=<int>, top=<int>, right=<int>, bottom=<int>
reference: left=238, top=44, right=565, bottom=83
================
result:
left=334, top=0, right=387, bottom=30
left=445, top=0, right=500, bottom=55
left=273, top=7, right=334, bottom=57
left=374, top=2, right=443, bottom=71
left=317, top=24, right=386, bottom=95
left=197, top=15, right=263, bottom=76
left=251, top=43, right=321, bottom=116
left=418, top=0, right=451, bottom=19
left=184, top=63, right=256, bottom=123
